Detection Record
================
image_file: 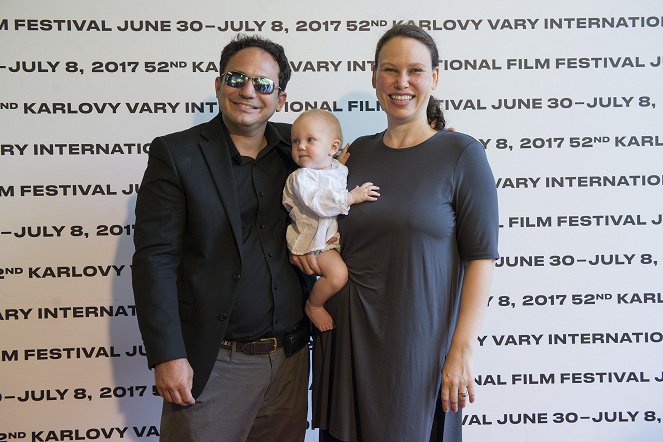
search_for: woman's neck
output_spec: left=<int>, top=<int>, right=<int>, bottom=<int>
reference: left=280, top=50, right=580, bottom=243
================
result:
left=383, top=120, right=437, bottom=149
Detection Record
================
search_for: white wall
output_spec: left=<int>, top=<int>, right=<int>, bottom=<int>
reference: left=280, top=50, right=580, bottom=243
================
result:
left=1, top=1, right=661, bottom=441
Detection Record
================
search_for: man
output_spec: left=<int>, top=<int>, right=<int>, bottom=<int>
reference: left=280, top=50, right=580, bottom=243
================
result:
left=132, top=34, right=312, bottom=442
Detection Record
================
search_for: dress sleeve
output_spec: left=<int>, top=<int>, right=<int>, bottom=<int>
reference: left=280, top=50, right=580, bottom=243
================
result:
left=453, top=140, right=500, bottom=260
left=289, top=168, right=350, bottom=217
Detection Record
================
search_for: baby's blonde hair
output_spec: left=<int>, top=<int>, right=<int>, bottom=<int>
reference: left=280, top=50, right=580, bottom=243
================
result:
left=294, top=109, right=343, bottom=144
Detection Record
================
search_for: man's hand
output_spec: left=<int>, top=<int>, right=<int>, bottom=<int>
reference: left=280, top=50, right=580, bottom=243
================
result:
left=154, top=358, right=195, bottom=406
left=290, top=236, right=340, bottom=275
left=290, top=252, right=321, bottom=275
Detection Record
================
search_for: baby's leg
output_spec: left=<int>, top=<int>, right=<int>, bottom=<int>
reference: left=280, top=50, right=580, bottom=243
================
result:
left=306, top=249, right=348, bottom=332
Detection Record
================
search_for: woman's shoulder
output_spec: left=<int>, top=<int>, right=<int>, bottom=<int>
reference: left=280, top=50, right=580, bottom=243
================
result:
left=429, top=130, right=486, bottom=158
left=344, top=132, right=384, bottom=160
left=351, top=131, right=384, bottom=147
left=434, top=130, right=482, bottom=149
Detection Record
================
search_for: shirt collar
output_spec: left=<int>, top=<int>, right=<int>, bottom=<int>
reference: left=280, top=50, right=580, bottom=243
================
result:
left=219, top=117, right=289, bottom=165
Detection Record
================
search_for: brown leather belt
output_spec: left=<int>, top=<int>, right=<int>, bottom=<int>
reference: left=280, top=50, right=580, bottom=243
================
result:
left=221, top=337, right=283, bottom=355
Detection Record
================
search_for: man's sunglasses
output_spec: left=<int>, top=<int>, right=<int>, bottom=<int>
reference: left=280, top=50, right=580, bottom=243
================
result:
left=220, top=71, right=282, bottom=95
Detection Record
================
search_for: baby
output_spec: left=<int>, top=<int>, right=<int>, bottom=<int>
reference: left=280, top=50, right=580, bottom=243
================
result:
left=283, top=109, right=379, bottom=332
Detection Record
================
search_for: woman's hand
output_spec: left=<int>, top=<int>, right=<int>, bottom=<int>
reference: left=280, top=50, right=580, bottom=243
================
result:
left=440, top=259, right=493, bottom=412
left=336, top=143, right=351, bottom=165
left=440, top=346, right=475, bottom=413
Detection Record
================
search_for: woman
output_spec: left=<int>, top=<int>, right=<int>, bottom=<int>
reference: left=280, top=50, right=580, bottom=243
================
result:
left=309, top=25, right=499, bottom=441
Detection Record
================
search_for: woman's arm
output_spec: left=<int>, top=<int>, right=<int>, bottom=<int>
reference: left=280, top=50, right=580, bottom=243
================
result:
left=440, top=258, right=495, bottom=412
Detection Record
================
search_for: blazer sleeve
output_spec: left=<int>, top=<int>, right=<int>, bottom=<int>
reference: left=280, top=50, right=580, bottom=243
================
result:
left=132, top=136, right=188, bottom=368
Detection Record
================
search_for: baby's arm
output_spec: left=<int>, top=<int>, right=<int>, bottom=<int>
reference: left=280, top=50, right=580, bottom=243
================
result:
left=291, top=170, right=350, bottom=217
left=336, top=146, right=379, bottom=205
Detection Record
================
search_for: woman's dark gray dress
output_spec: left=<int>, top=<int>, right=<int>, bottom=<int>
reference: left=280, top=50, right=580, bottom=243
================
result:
left=311, top=131, right=499, bottom=442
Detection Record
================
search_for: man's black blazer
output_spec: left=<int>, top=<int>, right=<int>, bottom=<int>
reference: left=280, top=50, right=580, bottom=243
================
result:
left=132, top=114, right=298, bottom=398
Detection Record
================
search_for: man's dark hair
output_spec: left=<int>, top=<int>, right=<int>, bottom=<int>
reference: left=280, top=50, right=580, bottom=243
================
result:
left=219, top=34, right=291, bottom=91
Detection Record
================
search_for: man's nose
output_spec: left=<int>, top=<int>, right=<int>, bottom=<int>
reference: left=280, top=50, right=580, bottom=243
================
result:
left=239, top=80, right=256, bottom=97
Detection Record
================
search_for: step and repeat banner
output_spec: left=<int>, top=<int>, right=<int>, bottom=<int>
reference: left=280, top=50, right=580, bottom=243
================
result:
left=1, top=0, right=661, bottom=441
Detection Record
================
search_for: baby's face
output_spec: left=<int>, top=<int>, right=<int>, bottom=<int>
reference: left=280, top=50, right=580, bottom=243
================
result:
left=291, top=115, right=339, bottom=169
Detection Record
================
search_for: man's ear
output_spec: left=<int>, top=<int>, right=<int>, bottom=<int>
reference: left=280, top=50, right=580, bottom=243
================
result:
left=215, top=76, right=222, bottom=98
left=275, top=90, right=287, bottom=112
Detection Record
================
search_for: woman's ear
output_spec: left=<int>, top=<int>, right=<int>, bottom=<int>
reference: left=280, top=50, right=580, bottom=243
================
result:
left=432, top=66, right=439, bottom=90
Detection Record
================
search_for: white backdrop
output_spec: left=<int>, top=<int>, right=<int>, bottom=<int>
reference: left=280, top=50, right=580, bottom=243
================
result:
left=1, top=1, right=662, bottom=441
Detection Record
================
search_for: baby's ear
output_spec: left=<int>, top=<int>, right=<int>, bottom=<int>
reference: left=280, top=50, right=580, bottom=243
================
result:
left=330, top=139, right=342, bottom=155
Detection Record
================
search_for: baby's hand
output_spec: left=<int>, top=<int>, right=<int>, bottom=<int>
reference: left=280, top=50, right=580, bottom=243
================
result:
left=336, top=144, right=351, bottom=165
left=348, top=182, right=380, bottom=205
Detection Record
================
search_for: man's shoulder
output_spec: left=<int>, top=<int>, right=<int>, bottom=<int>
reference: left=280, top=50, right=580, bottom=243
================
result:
left=157, top=116, right=218, bottom=144
left=269, top=121, right=292, bottom=142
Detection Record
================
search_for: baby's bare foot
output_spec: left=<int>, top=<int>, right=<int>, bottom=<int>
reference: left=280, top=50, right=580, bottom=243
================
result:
left=305, top=300, right=335, bottom=332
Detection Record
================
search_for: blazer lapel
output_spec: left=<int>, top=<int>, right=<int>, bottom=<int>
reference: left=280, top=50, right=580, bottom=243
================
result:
left=199, top=116, right=243, bottom=256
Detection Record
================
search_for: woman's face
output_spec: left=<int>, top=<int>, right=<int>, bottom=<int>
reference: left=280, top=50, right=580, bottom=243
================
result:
left=372, top=36, right=439, bottom=125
